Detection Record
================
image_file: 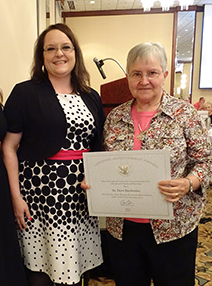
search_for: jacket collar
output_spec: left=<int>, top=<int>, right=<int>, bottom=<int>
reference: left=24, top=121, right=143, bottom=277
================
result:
left=160, top=90, right=187, bottom=119
left=111, top=90, right=185, bottom=125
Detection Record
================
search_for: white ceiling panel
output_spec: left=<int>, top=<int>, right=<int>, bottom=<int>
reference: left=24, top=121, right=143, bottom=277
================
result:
left=49, top=0, right=212, bottom=62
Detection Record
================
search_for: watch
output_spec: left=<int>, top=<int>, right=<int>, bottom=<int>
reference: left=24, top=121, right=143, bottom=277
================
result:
left=185, top=177, right=193, bottom=192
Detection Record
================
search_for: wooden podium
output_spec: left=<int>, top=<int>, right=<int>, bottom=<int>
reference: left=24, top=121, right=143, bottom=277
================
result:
left=100, top=77, right=132, bottom=116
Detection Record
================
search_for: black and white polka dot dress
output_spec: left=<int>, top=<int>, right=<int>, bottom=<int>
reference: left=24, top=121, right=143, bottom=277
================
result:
left=18, top=93, right=103, bottom=284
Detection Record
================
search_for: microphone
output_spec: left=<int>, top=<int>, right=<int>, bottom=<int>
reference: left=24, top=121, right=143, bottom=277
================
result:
left=93, top=57, right=106, bottom=79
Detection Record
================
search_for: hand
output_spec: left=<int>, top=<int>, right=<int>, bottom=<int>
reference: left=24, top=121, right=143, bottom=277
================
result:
left=81, top=179, right=90, bottom=193
left=12, top=196, right=31, bottom=231
left=158, top=178, right=190, bottom=203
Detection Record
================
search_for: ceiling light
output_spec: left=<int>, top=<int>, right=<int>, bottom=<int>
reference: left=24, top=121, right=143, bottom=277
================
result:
left=141, top=0, right=154, bottom=11
left=90, top=1, right=95, bottom=4
left=160, top=0, right=172, bottom=11
left=141, top=0, right=194, bottom=11
left=179, top=0, right=193, bottom=10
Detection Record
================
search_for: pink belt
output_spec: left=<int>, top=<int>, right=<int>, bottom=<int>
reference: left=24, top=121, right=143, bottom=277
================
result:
left=48, top=149, right=90, bottom=160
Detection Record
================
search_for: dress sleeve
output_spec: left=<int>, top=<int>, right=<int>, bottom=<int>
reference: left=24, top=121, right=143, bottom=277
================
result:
left=4, top=84, right=24, bottom=133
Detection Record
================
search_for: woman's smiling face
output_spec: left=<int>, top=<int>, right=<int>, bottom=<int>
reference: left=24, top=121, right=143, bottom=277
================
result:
left=127, top=56, right=168, bottom=105
left=43, top=29, right=76, bottom=80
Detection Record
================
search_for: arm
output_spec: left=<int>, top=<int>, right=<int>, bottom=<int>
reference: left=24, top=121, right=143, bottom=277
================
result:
left=159, top=105, right=211, bottom=202
left=2, top=132, right=31, bottom=230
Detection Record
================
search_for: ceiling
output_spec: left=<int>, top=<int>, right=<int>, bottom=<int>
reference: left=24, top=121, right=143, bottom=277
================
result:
left=61, top=0, right=212, bottom=11
left=52, top=0, right=212, bottom=63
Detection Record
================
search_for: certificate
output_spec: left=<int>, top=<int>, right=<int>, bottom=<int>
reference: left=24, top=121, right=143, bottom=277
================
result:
left=83, top=150, right=174, bottom=219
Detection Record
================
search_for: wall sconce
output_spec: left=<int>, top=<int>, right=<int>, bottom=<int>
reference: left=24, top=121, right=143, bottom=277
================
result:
left=180, top=74, right=187, bottom=89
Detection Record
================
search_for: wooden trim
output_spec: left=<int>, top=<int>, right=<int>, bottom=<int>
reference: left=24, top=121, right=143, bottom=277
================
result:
left=190, top=10, right=198, bottom=102
left=61, top=5, right=203, bottom=18
left=170, top=10, right=178, bottom=96
left=189, top=5, right=204, bottom=12
left=62, top=8, right=174, bottom=18
left=46, top=5, right=204, bottom=19
left=178, top=60, right=192, bottom=64
left=63, top=15, right=66, bottom=23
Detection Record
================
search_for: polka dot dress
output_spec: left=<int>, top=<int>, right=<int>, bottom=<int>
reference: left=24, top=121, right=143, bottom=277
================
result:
left=18, top=93, right=103, bottom=285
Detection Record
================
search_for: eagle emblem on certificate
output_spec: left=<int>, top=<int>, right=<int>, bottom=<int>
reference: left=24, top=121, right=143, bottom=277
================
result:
left=118, top=165, right=131, bottom=175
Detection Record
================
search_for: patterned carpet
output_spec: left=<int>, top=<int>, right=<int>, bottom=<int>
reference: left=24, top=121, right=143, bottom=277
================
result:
left=88, top=187, right=212, bottom=286
left=195, top=187, right=212, bottom=286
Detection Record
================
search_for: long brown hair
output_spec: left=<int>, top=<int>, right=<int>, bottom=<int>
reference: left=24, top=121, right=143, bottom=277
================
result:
left=31, top=23, right=91, bottom=93
left=0, top=87, right=3, bottom=107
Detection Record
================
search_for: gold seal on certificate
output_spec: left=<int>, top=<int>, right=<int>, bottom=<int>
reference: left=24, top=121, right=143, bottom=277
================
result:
left=83, top=150, right=174, bottom=219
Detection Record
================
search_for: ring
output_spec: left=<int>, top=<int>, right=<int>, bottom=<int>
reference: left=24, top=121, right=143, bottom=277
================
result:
left=175, top=193, right=178, bottom=197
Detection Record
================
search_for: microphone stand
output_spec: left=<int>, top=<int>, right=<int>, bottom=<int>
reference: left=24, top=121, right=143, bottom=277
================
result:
left=101, top=58, right=127, bottom=75
left=94, top=57, right=126, bottom=79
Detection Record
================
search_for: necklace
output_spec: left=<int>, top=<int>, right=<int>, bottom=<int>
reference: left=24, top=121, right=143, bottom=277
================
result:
left=134, top=102, right=161, bottom=141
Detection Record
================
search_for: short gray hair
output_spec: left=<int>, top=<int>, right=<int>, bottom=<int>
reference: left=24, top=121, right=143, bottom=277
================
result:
left=204, top=102, right=212, bottom=107
left=126, top=42, right=167, bottom=74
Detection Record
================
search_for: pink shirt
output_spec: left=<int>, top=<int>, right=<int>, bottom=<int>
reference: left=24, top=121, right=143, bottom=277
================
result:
left=193, top=101, right=200, bottom=110
left=125, top=105, right=157, bottom=224
left=193, top=101, right=204, bottom=110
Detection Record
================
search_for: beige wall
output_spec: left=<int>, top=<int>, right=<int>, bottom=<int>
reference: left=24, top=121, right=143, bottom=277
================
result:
left=0, top=0, right=37, bottom=102
left=1, top=7, right=209, bottom=104
left=192, top=12, right=212, bottom=104
left=66, top=13, right=173, bottom=95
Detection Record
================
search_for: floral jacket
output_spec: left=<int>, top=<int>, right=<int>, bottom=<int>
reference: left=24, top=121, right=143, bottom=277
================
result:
left=103, top=91, right=212, bottom=244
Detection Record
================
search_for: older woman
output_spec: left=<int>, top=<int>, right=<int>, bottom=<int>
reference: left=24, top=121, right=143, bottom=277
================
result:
left=203, top=102, right=212, bottom=115
left=204, top=101, right=212, bottom=126
left=103, top=43, right=211, bottom=286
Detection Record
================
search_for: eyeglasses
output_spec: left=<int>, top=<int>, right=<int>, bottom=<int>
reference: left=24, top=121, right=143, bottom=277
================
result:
left=43, top=45, right=75, bottom=55
left=128, top=71, right=162, bottom=82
